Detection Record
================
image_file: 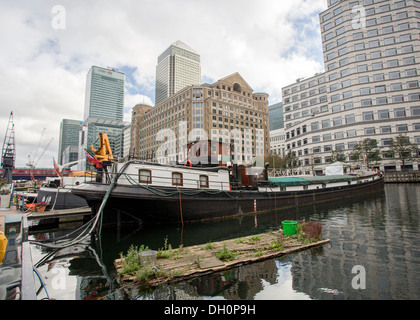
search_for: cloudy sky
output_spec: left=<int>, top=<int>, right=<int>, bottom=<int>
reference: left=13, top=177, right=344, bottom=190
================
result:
left=0, top=0, right=327, bottom=169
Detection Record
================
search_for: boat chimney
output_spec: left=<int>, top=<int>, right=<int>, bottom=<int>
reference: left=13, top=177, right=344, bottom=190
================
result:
left=264, top=162, right=269, bottom=181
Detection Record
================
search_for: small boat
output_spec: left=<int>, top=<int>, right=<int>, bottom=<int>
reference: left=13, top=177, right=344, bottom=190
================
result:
left=35, top=174, right=91, bottom=211
left=71, top=159, right=384, bottom=225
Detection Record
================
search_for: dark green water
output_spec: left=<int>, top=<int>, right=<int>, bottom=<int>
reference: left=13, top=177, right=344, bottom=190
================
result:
left=29, top=183, right=420, bottom=300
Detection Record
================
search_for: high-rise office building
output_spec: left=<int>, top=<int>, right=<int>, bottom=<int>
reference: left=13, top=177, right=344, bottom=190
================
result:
left=136, top=72, right=270, bottom=165
left=155, top=40, right=201, bottom=105
left=84, top=66, right=125, bottom=121
left=282, top=0, right=420, bottom=173
left=78, top=66, right=127, bottom=169
left=130, top=103, right=152, bottom=158
left=58, top=119, right=82, bottom=165
left=269, top=102, right=284, bottom=131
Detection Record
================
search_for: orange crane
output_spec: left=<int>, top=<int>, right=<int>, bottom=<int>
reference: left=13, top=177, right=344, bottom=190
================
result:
left=86, top=132, right=114, bottom=170
left=89, top=132, right=114, bottom=162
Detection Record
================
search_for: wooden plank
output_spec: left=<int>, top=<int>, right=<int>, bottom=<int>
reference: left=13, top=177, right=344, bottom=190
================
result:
left=26, top=206, right=91, bottom=220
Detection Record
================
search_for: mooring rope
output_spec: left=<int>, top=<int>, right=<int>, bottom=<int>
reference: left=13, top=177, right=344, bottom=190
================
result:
left=29, top=161, right=133, bottom=249
left=121, top=172, right=239, bottom=198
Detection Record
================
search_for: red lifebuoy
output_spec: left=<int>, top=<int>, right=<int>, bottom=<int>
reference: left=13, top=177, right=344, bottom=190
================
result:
left=184, top=160, right=192, bottom=167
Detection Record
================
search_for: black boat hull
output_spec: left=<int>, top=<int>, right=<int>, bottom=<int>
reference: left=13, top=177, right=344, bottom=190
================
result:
left=72, top=177, right=385, bottom=225
left=37, top=187, right=88, bottom=211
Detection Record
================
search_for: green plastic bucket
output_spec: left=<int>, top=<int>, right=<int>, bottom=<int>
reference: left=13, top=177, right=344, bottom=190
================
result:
left=282, top=220, right=298, bottom=236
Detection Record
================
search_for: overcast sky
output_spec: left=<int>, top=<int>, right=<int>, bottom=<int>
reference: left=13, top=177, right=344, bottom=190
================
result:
left=0, top=0, right=327, bottom=169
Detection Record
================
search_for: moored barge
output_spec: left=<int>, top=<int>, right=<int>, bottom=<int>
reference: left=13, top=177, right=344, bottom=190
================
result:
left=71, top=160, right=384, bottom=225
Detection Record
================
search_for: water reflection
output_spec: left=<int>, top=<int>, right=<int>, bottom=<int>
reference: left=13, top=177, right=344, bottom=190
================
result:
left=123, top=256, right=314, bottom=300
left=28, top=184, right=420, bottom=300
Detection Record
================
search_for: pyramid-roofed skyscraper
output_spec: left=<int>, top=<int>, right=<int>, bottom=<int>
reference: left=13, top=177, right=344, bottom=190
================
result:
left=155, top=40, right=201, bottom=105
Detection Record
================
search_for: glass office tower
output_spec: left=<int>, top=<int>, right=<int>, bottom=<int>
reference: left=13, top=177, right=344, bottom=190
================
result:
left=84, top=66, right=125, bottom=121
left=78, top=66, right=126, bottom=169
left=58, top=119, right=82, bottom=165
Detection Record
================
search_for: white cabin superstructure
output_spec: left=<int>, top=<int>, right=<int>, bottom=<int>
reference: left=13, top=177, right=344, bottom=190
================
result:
left=112, top=162, right=231, bottom=191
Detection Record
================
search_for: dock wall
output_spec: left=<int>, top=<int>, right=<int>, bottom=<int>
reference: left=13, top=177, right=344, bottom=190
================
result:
left=384, top=171, right=420, bottom=183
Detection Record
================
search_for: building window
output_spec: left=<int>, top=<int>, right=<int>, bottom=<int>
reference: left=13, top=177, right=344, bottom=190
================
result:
left=345, top=114, right=356, bottom=124
left=332, top=105, right=341, bottom=113
left=409, top=93, right=420, bottom=101
left=398, top=22, right=410, bottom=31
left=405, top=69, right=417, bottom=77
left=375, top=85, right=387, bottom=93
left=363, top=111, right=374, bottom=121
left=400, top=34, right=411, bottom=42
left=333, top=117, right=342, bottom=126
left=356, top=53, right=366, bottom=61
left=389, top=71, right=400, bottom=79
left=380, top=126, right=392, bottom=133
left=378, top=109, right=390, bottom=119
left=199, top=175, right=209, bottom=188
left=361, top=99, right=372, bottom=106
left=403, top=57, right=415, bottom=65
left=172, top=172, right=183, bottom=186
left=376, top=97, right=388, bottom=105
left=373, top=73, right=384, bottom=81
left=335, top=132, right=344, bottom=139
left=392, top=95, right=404, bottom=103
left=365, top=127, right=376, bottom=135
left=395, top=1, right=407, bottom=9
left=381, top=138, right=391, bottom=146
left=335, top=143, right=345, bottom=150
left=359, top=76, right=369, bottom=84
left=394, top=108, right=406, bottom=118
left=382, top=25, right=394, bottom=34
left=360, top=87, right=371, bottom=95
left=402, top=45, right=413, bottom=53
left=357, top=65, right=368, bottom=72
left=344, top=102, right=354, bottom=110
left=371, top=51, right=381, bottom=59
left=139, top=169, right=152, bottom=184
left=348, top=141, right=358, bottom=149
left=372, top=62, right=383, bottom=70
left=411, top=106, right=420, bottom=116
left=387, top=59, right=399, bottom=68
left=347, top=129, right=357, bottom=137
left=343, top=90, right=352, bottom=99
left=354, top=43, right=365, bottom=50
left=386, top=48, right=397, bottom=56
left=381, top=15, right=392, bottom=23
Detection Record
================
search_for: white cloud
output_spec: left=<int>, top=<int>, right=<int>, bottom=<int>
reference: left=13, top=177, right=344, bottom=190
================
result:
left=0, top=0, right=327, bottom=168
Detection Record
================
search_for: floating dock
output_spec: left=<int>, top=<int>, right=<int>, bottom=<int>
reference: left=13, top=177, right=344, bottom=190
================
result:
left=115, top=231, right=330, bottom=288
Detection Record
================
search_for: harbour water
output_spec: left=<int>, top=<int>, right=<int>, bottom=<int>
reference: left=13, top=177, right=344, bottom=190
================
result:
left=29, top=183, right=420, bottom=300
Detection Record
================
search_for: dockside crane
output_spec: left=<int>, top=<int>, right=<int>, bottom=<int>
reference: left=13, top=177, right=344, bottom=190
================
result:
left=1, top=112, right=16, bottom=183
left=33, top=137, right=54, bottom=168
left=27, top=127, right=46, bottom=168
